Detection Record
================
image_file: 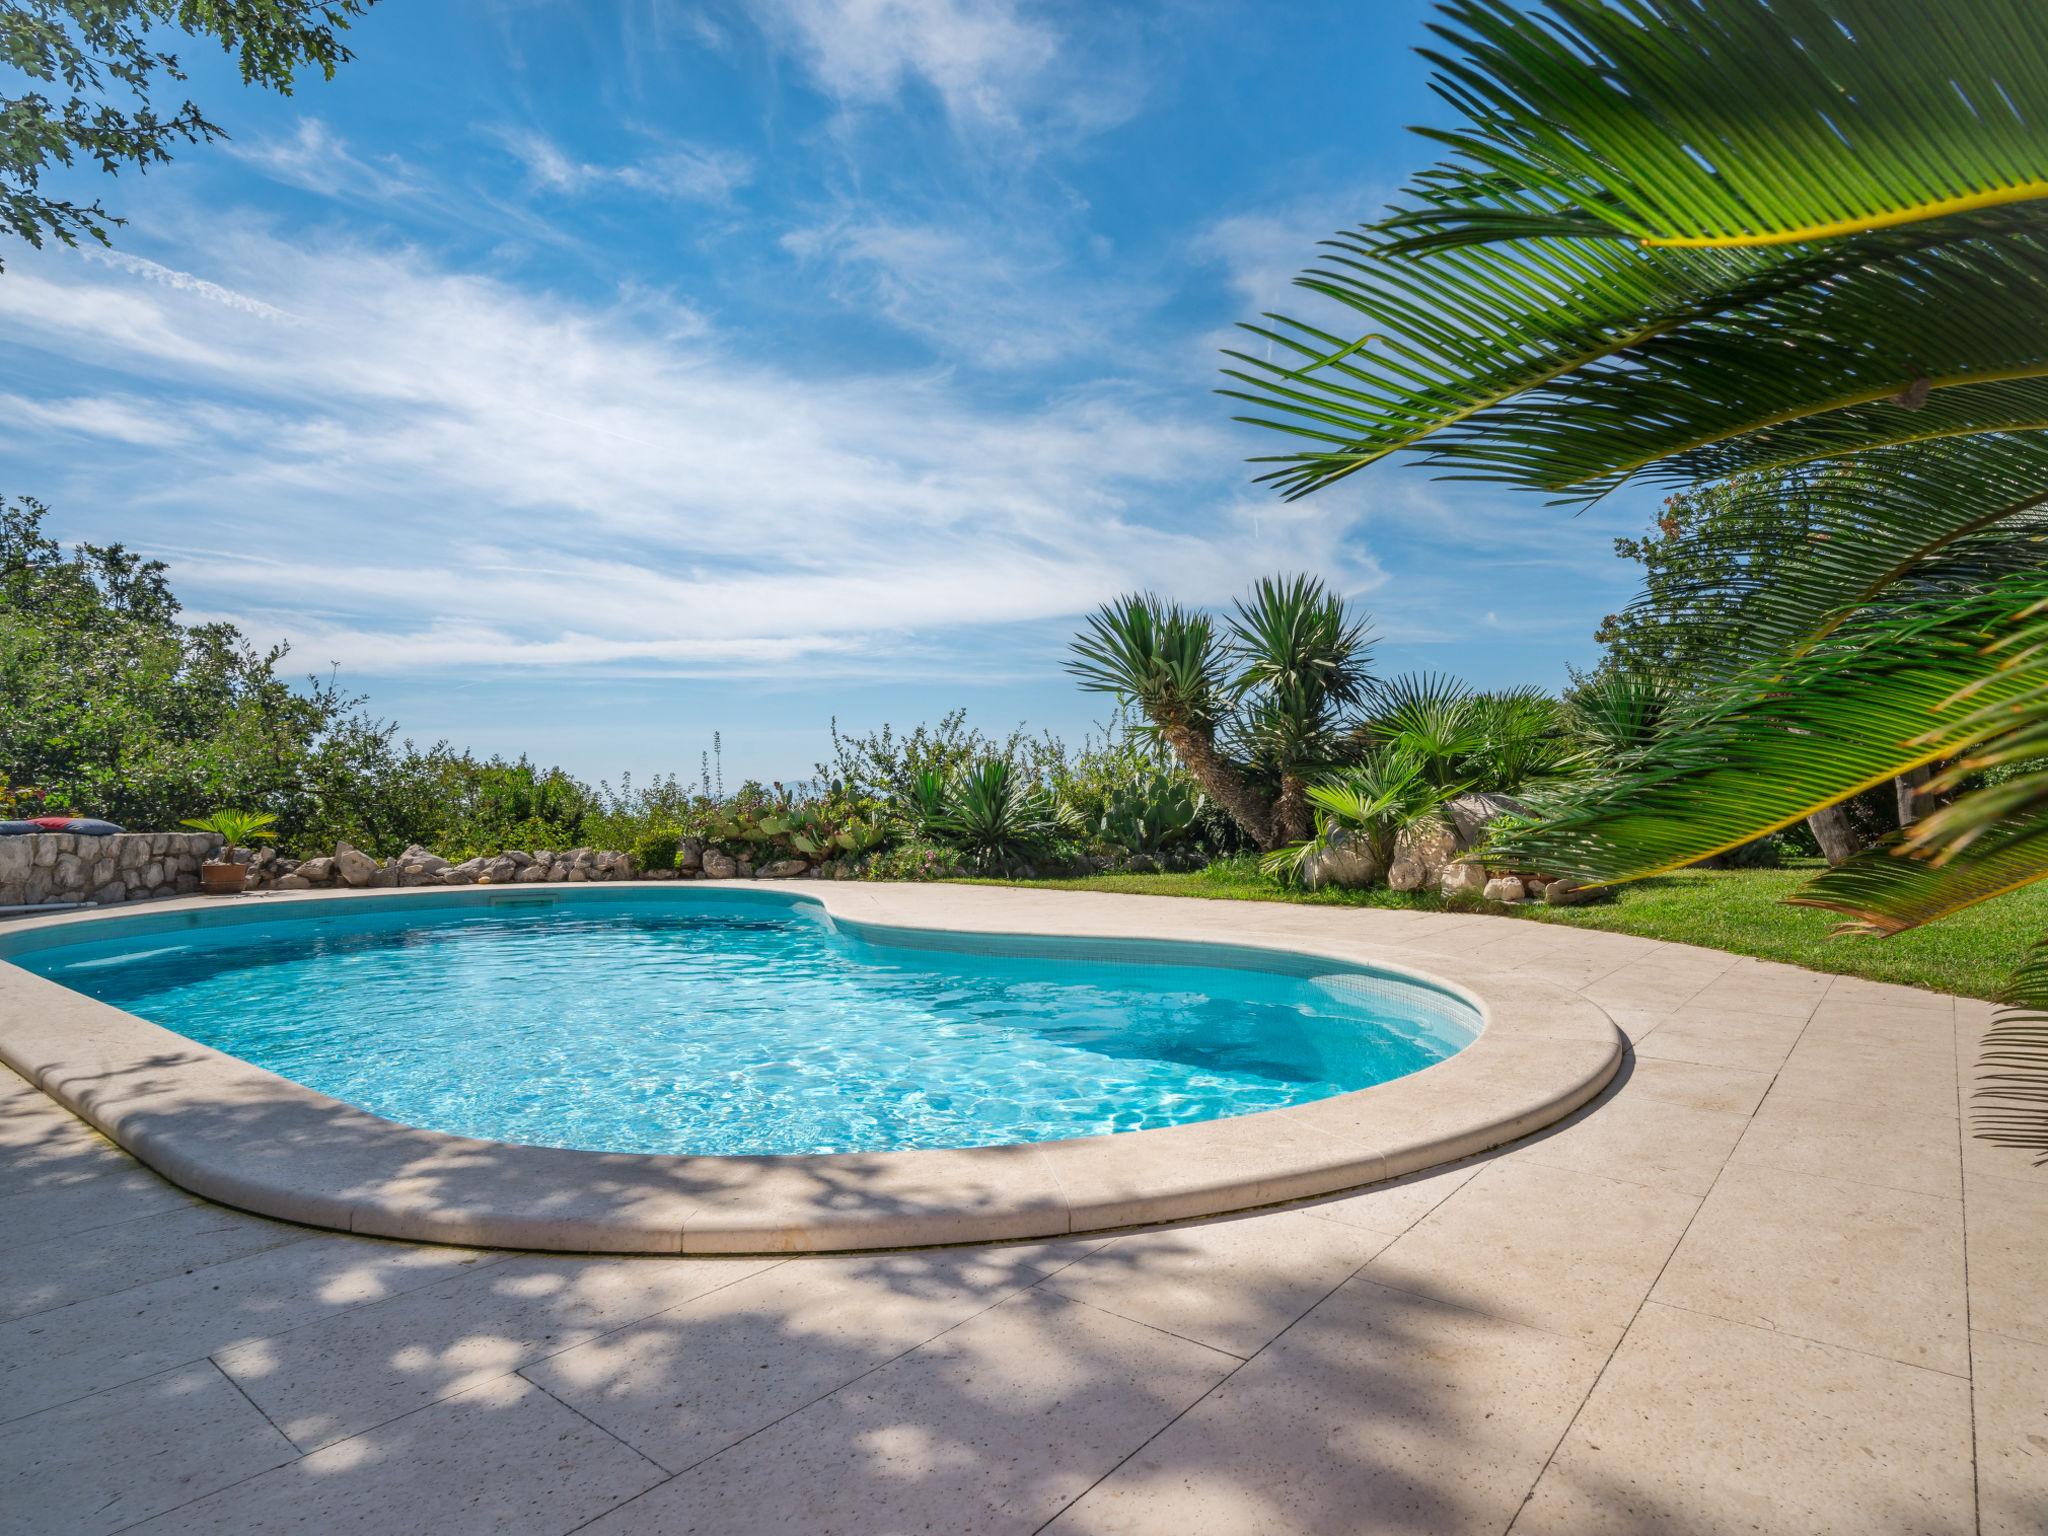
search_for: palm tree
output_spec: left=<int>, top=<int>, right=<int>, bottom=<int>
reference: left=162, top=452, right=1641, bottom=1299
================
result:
left=1226, top=574, right=1374, bottom=841
left=1264, top=749, right=1460, bottom=884
left=1227, top=0, right=2048, bottom=1159
left=1068, top=577, right=1372, bottom=849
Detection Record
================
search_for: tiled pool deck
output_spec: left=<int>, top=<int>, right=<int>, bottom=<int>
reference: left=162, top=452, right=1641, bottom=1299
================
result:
left=2, top=886, right=2042, bottom=1534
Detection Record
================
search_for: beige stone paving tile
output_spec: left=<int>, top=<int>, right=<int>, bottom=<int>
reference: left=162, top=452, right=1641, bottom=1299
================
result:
left=0, top=1360, right=295, bottom=1536
left=1698, top=956, right=1835, bottom=1007
left=1726, top=1092, right=1961, bottom=1200
left=1965, top=1171, right=2048, bottom=1348
left=1767, top=1033, right=1961, bottom=1121
left=1821, top=975, right=1956, bottom=1013
left=1297, top=1156, right=1488, bottom=1236
left=1043, top=1275, right=1607, bottom=1536
left=1362, top=1159, right=1698, bottom=1346
left=578, top=1288, right=1237, bottom=1536
left=1043, top=1208, right=1391, bottom=1358
left=128, top=1372, right=665, bottom=1536
left=1651, top=991, right=1818, bottom=1032
left=0, top=1088, right=129, bottom=1186
left=1499, top=949, right=1650, bottom=991
left=1962, top=1122, right=2048, bottom=1184
left=0, top=1161, right=199, bottom=1246
left=0, top=1200, right=309, bottom=1322
left=1622, top=1056, right=1776, bottom=1116
left=1597, top=1003, right=1678, bottom=1041
left=1505, top=1088, right=1751, bottom=1195
left=1628, top=1020, right=1804, bottom=1073
left=523, top=1246, right=1060, bottom=1474
left=1801, top=1001, right=1961, bottom=1054
left=0, top=1234, right=498, bottom=1424
left=1652, top=1162, right=1967, bottom=1374
left=1513, top=1302, right=1973, bottom=1536
left=1580, top=966, right=1731, bottom=1018
left=1974, top=1328, right=2048, bottom=1536
left=215, top=1252, right=782, bottom=1452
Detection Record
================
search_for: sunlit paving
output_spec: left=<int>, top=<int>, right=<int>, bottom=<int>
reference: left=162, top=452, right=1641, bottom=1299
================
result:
left=3, top=1, right=2046, bottom=1533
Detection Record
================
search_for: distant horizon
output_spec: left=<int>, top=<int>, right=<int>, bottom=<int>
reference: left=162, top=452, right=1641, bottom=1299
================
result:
left=1, top=0, right=1656, bottom=785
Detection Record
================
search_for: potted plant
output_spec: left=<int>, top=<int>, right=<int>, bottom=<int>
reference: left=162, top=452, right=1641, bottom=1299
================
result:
left=181, top=810, right=278, bottom=895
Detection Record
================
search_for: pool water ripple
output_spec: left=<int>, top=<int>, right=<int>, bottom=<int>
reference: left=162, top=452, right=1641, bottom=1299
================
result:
left=18, top=894, right=1478, bottom=1155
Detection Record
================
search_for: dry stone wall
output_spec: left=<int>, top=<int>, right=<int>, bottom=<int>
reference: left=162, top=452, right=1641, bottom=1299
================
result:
left=0, top=832, right=215, bottom=907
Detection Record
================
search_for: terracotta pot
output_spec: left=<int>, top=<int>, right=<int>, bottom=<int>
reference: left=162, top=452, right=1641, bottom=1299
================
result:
left=200, top=860, right=248, bottom=896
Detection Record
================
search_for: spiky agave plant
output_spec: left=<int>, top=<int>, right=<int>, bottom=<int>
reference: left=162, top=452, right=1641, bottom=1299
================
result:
left=1227, top=0, right=2048, bottom=1157
left=936, top=759, right=1063, bottom=868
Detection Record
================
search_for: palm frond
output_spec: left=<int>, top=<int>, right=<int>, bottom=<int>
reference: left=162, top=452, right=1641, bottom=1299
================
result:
left=1791, top=819, right=2048, bottom=934
left=1497, top=579, right=2048, bottom=882
left=1614, top=437, right=2048, bottom=679
left=1981, top=939, right=2048, bottom=1162
left=1231, top=231, right=2048, bottom=501
left=1414, top=0, right=2048, bottom=249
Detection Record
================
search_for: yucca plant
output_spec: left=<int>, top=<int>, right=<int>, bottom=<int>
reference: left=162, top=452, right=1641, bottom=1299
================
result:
left=1232, top=0, right=2048, bottom=1157
left=1069, top=576, right=1372, bottom=849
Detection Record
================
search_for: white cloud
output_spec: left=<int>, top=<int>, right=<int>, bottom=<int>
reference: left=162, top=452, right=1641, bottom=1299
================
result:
left=0, top=228, right=1377, bottom=677
left=780, top=213, right=1146, bottom=368
left=229, top=119, right=424, bottom=206
left=0, top=391, right=191, bottom=448
left=759, top=0, right=1060, bottom=126
left=494, top=130, right=754, bottom=205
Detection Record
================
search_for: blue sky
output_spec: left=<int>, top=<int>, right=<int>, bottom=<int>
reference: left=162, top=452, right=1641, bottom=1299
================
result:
left=1, top=0, right=1654, bottom=784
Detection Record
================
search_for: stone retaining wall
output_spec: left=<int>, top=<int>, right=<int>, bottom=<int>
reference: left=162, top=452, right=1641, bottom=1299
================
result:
left=0, top=832, right=215, bottom=907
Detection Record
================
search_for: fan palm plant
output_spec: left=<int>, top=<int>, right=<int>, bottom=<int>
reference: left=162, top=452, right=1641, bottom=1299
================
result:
left=1230, top=0, right=2048, bottom=1157
left=1262, top=750, right=1459, bottom=884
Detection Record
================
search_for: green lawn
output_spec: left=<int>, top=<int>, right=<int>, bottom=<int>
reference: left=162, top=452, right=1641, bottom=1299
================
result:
left=965, top=857, right=2047, bottom=1000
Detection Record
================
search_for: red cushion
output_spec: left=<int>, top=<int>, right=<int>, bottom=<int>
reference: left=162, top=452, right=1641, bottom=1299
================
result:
left=29, top=816, right=71, bottom=830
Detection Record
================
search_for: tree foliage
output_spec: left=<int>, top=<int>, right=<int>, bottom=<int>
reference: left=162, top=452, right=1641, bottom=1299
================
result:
left=2, top=0, right=376, bottom=268
left=1231, top=0, right=2048, bottom=1156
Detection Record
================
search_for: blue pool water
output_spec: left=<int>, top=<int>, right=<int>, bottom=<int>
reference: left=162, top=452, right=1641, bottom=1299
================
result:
left=11, top=891, right=1478, bottom=1155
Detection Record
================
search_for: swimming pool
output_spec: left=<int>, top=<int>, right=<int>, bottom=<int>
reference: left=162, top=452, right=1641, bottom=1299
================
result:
left=12, top=888, right=1478, bottom=1157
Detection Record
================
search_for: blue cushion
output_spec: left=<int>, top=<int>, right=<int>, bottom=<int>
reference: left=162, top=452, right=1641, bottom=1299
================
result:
left=0, top=821, right=37, bottom=836
left=64, top=819, right=125, bottom=836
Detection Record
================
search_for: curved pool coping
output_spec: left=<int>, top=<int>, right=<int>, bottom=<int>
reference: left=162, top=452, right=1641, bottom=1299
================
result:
left=0, top=882, right=1622, bottom=1254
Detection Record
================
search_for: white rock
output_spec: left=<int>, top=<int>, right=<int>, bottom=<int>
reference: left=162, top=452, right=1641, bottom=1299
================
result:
left=1302, top=828, right=1380, bottom=890
left=1385, top=857, right=1425, bottom=892
left=1439, top=860, right=1488, bottom=896
left=1483, top=875, right=1525, bottom=903
left=756, top=858, right=807, bottom=879
left=333, top=845, right=379, bottom=887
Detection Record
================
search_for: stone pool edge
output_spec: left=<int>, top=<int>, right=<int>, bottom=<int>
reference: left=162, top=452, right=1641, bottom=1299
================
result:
left=0, top=883, right=1622, bottom=1255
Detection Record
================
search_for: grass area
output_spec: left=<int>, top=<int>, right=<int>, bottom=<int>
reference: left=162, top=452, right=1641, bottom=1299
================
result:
left=964, top=856, right=2048, bottom=1000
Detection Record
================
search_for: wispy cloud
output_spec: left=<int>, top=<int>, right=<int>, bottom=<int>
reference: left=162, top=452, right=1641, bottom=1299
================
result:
left=757, top=0, right=1060, bottom=126
left=0, top=227, right=1376, bottom=677
left=492, top=129, right=754, bottom=205
left=780, top=212, right=1148, bottom=368
left=229, top=118, right=425, bottom=205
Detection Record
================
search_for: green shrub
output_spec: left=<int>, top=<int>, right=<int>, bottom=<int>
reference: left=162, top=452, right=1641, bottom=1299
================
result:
left=629, top=827, right=681, bottom=874
left=859, top=841, right=971, bottom=881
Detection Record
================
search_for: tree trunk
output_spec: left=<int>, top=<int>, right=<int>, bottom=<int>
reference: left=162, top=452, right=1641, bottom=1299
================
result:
left=1164, top=725, right=1278, bottom=851
left=1895, top=765, right=1933, bottom=828
left=1275, top=772, right=1313, bottom=846
left=1807, top=805, right=1860, bottom=866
